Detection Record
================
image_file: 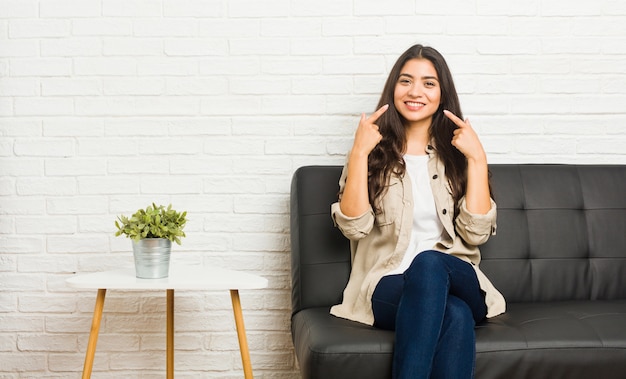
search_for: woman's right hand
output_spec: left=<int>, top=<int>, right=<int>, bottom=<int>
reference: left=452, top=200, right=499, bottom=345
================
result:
left=351, top=104, right=389, bottom=157
left=340, top=104, right=389, bottom=217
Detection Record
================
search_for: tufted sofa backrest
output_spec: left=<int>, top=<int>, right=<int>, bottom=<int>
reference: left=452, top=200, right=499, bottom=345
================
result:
left=290, top=165, right=626, bottom=314
left=290, top=166, right=349, bottom=315
left=479, top=165, right=626, bottom=302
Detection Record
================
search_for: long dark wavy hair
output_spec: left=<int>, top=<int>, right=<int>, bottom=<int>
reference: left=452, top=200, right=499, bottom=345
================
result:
left=368, top=44, right=469, bottom=219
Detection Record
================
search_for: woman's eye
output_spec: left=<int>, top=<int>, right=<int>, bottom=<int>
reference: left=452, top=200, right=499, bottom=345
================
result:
left=425, top=81, right=436, bottom=87
left=399, top=79, right=411, bottom=85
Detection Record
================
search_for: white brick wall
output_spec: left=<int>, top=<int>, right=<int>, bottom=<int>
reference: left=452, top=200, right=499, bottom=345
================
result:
left=1, top=0, right=625, bottom=377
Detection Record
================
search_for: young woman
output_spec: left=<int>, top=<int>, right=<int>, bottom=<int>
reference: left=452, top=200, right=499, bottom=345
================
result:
left=330, top=44, right=506, bottom=378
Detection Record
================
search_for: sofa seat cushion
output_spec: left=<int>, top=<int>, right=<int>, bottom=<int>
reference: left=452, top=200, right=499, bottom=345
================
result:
left=292, top=307, right=393, bottom=379
left=476, top=300, right=626, bottom=378
left=293, top=300, right=626, bottom=379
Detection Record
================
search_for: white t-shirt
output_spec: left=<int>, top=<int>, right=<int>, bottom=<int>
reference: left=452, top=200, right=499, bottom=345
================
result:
left=385, top=154, right=445, bottom=275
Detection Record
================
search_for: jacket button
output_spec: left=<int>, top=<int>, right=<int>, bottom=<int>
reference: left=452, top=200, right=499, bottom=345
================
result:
left=442, top=209, right=447, bottom=215
left=432, top=174, right=438, bottom=179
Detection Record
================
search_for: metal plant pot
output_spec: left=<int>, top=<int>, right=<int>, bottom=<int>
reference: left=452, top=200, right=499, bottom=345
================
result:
left=132, top=238, right=172, bottom=279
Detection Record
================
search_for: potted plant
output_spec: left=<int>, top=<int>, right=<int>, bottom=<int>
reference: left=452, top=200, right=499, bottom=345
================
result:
left=115, top=203, right=187, bottom=279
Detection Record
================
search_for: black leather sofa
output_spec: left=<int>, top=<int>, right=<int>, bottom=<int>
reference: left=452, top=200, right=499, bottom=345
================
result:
left=290, top=164, right=626, bottom=379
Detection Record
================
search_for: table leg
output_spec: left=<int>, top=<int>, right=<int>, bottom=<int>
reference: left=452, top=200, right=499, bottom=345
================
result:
left=167, top=289, right=174, bottom=379
left=230, top=289, right=253, bottom=379
left=82, top=288, right=106, bottom=379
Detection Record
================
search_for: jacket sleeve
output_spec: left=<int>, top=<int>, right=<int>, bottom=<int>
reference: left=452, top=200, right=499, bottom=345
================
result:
left=454, top=197, right=497, bottom=246
left=331, top=202, right=375, bottom=240
left=330, top=160, right=375, bottom=241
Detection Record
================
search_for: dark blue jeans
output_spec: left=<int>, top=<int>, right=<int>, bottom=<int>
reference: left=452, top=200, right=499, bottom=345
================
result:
left=371, top=250, right=487, bottom=379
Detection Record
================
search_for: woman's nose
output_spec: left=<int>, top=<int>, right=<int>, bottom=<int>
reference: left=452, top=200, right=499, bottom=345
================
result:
left=408, top=83, right=422, bottom=97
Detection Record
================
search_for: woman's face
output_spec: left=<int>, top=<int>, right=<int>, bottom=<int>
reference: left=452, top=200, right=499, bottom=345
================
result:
left=393, top=58, right=441, bottom=129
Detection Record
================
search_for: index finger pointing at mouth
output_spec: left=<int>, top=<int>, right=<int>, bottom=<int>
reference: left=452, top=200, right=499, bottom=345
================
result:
left=443, top=109, right=466, bottom=128
left=368, top=104, right=389, bottom=123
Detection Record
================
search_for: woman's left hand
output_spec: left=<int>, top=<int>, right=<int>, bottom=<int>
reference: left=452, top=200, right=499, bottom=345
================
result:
left=443, top=110, right=486, bottom=163
left=444, top=110, right=491, bottom=214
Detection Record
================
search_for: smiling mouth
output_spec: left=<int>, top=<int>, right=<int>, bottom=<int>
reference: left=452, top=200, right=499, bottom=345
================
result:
left=405, top=101, right=426, bottom=110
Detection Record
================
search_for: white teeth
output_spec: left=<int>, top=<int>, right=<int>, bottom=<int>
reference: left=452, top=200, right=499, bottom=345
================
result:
left=406, top=102, right=425, bottom=107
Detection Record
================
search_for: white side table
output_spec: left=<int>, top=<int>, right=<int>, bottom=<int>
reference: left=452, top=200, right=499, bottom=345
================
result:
left=66, top=264, right=268, bottom=379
